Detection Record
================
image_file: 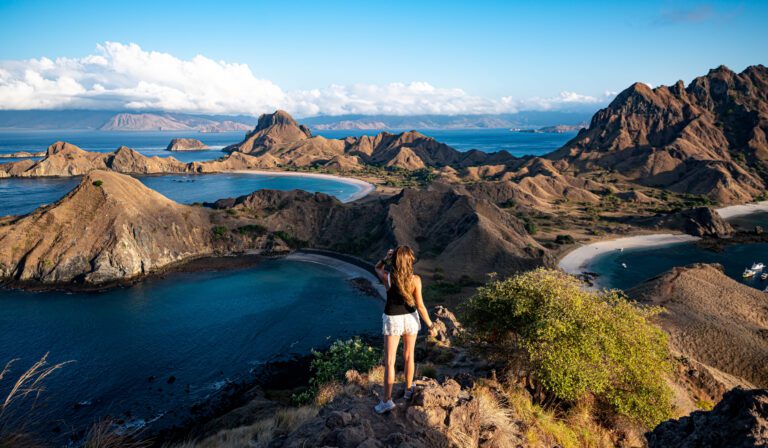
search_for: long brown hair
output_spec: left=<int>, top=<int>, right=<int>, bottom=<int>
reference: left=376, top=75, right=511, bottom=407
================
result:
left=391, top=246, right=416, bottom=307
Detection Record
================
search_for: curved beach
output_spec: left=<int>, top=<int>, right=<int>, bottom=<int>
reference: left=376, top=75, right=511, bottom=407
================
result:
left=231, top=169, right=374, bottom=202
left=558, top=233, right=701, bottom=276
left=715, top=201, right=768, bottom=219
left=285, top=251, right=386, bottom=300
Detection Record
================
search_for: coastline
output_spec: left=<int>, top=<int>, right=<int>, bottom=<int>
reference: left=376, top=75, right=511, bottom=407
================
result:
left=285, top=250, right=386, bottom=300
left=715, top=201, right=768, bottom=219
left=229, top=169, right=375, bottom=202
left=558, top=234, right=701, bottom=280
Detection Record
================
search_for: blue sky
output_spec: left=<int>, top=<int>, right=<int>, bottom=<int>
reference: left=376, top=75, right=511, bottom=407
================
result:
left=0, top=0, right=766, bottom=116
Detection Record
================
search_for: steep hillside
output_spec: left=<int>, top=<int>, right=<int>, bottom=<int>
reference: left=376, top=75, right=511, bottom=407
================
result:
left=549, top=65, right=768, bottom=203
left=0, top=171, right=214, bottom=285
left=629, top=263, right=768, bottom=389
left=210, top=184, right=552, bottom=281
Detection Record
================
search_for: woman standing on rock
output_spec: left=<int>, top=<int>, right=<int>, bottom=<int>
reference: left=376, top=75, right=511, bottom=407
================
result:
left=373, top=245, right=437, bottom=414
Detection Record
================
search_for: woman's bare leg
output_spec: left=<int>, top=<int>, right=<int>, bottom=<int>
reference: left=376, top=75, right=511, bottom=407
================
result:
left=383, top=334, right=400, bottom=401
left=403, top=332, right=417, bottom=390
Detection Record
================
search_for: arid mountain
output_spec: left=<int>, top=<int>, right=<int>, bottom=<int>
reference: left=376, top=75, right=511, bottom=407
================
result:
left=99, top=113, right=252, bottom=132
left=210, top=183, right=552, bottom=281
left=549, top=65, right=768, bottom=204
left=223, top=110, right=516, bottom=170
left=629, top=263, right=768, bottom=389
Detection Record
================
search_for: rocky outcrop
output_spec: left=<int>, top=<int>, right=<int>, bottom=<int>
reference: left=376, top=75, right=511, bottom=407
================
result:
left=549, top=65, right=768, bottom=204
left=210, top=183, right=552, bottom=281
left=223, top=110, right=313, bottom=154
left=166, top=138, right=209, bottom=151
left=647, top=388, right=768, bottom=448
left=637, top=206, right=734, bottom=237
left=629, top=263, right=768, bottom=389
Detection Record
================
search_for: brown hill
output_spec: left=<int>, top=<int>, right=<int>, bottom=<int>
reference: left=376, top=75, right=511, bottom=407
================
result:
left=628, top=263, right=768, bottom=389
left=0, top=170, right=214, bottom=285
left=210, top=183, right=552, bottom=281
left=167, top=138, right=209, bottom=151
left=549, top=65, right=768, bottom=203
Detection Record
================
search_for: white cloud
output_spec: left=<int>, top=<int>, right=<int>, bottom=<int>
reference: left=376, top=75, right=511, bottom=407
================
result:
left=0, top=42, right=613, bottom=116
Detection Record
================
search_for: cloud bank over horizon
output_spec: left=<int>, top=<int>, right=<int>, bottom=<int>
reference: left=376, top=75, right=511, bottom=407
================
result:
left=0, top=42, right=615, bottom=117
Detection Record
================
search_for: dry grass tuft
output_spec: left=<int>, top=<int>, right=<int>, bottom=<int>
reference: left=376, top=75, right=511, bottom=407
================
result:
left=474, top=386, right=520, bottom=448
left=83, top=420, right=151, bottom=448
left=0, top=353, right=72, bottom=446
left=314, top=381, right=342, bottom=407
left=174, top=405, right=318, bottom=448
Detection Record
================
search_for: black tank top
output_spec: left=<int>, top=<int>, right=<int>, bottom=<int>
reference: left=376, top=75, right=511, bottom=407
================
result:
left=384, top=273, right=417, bottom=315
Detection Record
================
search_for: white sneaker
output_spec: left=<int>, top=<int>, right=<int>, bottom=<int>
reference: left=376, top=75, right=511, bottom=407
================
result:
left=374, top=399, right=396, bottom=414
left=403, top=387, right=414, bottom=400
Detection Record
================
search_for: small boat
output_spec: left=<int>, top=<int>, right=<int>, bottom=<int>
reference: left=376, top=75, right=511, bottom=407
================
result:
left=619, top=248, right=624, bottom=252
left=743, top=268, right=756, bottom=278
left=752, top=262, right=765, bottom=271
left=621, top=262, right=628, bottom=269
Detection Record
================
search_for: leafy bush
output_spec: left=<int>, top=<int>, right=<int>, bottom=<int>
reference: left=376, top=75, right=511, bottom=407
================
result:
left=92, top=180, right=103, bottom=187
left=461, top=269, right=672, bottom=427
left=237, top=224, right=267, bottom=235
left=555, top=234, right=575, bottom=245
left=293, top=338, right=381, bottom=405
left=274, top=230, right=308, bottom=249
left=524, top=221, right=538, bottom=235
left=211, top=226, right=228, bottom=238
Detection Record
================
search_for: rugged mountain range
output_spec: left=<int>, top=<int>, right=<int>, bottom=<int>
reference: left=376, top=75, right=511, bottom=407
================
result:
left=549, top=65, right=768, bottom=203
left=223, top=110, right=516, bottom=170
left=98, top=113, right=252, bottom=132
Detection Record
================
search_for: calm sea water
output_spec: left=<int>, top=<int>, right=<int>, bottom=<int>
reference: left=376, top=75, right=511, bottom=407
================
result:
left=589, top=242, right=768, bottom=291
left=0, top=259, right=382, bottom=442
left=0, top=173, right=366, bottom=217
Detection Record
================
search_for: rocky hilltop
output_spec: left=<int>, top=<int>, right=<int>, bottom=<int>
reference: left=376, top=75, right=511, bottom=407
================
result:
left=223, top=110, right=516, bottom=170
left=629, top=263, right=768, bottom=390
left=166, top=138, right=209, bottom=151
left=0, top=171, right=214, bottom=285
left=549, top=65, right=768, bottom=203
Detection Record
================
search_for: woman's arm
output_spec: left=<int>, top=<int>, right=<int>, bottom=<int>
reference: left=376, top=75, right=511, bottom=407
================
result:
left=375, top=249, right=394, bottom=288
left=412, top=275, right=437, bottom=336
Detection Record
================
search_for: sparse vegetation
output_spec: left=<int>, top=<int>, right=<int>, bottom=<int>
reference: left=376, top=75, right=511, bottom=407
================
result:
left=273, top=230, right=308, bottom=249
left=92, top=180, right=103, bottom=187
left=211, top=225, right=228, bottom=238
left=292, top=338, right=381, bottom=405
left=555, top=234, right=576, bottom=245
left=461, top=268, right=673, bottom=428
left=236, top=224, right=267, bottom=236
left=524, top=220, right=538, bottom=235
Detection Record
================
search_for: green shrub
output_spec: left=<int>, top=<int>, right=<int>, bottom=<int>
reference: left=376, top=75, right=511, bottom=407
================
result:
left=292, top=338, right=381, bottom=405
left=274, top=230, right=308, bottom=249
left=211, top=226, right=228, bottom=237
left=237, top=224, right=267, bottom=235
left=460, top=268, right=672, bottom=428
left=92, top=180, right=103, bottom=187
left=524, top=221, right=538, bottom=235
left=554, top=234, right=575, bottom=245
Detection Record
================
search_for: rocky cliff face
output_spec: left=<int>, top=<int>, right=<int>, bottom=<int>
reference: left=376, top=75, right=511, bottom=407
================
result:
left=166, top=138, right=209, bottom=151
left=647, top=388, right=768, bottom=448
left=629, top=263, right=768, bottom=389
left=0, top=171, right=215, bottom=285
left=549, top=65, right=768, bottom=203
left=637, top=206, right=734, bottom=237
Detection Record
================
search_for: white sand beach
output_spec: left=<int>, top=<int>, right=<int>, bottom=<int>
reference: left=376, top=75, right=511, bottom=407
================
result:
left=716, top=201, right=768, bottom=219
left=230, top=169, right=374, bottom=202
left=558, top=233, right=701, bottom=276
left=285, top=252, right=386, bottom=300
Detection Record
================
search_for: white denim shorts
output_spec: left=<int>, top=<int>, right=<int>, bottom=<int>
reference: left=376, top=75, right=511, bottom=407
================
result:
left=382, top=311, right=421, bottom=336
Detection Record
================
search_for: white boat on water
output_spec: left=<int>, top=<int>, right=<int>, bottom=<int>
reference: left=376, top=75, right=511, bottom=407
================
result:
left=743, top=268, right=757, bottom=278
left=752, top=262, right=765, bottom=271
left=621, top=262, right=628, bottom=269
